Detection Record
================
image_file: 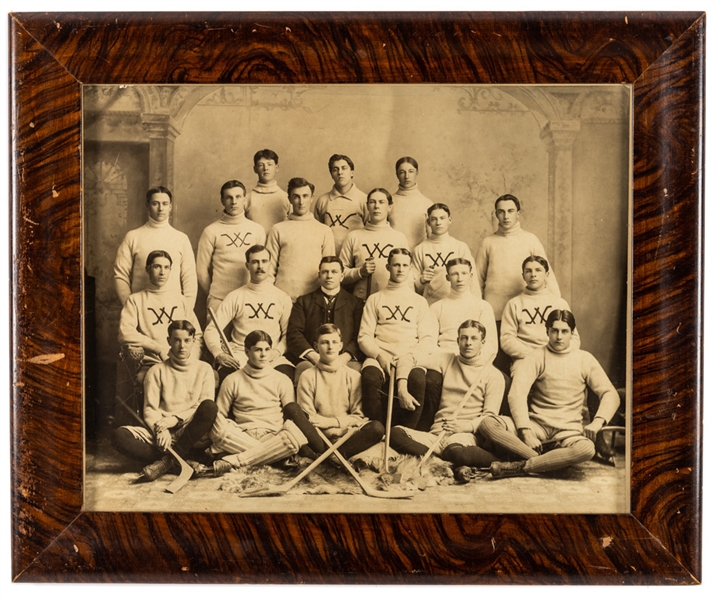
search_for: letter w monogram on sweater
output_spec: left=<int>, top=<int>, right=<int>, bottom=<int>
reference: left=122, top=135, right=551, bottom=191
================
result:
left=147, top=306, right=178, bottom=325
left=362, top=242, right=394, bottom=259
left=521, top=305, right=554, bottom=325
left=246, top=302, right=276, bottom=319
left=326, top=213, right=359, bottom=229
left=221, top=232, right=253, bottom=248
left=382, top=305, right=413, bottom=322
left=426, top=251, right=455, bottom=268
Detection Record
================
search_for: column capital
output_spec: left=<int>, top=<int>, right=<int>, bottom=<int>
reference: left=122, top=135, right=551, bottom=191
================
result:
left=140, top=114, right=180, bottom=141
left=540, top=120, right=581, bottom=151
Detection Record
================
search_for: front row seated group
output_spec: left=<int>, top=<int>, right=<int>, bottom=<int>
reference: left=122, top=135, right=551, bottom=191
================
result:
left=113, top=246, right=620, bottom=486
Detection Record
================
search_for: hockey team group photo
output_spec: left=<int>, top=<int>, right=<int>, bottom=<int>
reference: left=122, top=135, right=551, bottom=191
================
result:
left=83, top=84, right=630, bottom=513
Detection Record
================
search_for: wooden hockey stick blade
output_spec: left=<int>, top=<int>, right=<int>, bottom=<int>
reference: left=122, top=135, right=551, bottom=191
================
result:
left=164, top=447, right=195, bottom=494
left=315, top=429, right=414, bottom=499
left=208, top=307, right=236, bottom=359
left=239, top=428, right=356, bottom=497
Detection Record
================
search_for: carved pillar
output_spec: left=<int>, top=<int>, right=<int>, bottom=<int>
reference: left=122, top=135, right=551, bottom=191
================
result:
left=141, top=114, right=179, bottom=195
left=540, top=120, right=580, bottom=305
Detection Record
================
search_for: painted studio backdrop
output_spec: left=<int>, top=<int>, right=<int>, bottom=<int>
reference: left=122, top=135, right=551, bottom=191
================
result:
left=83, top=83, right=630, bottom=455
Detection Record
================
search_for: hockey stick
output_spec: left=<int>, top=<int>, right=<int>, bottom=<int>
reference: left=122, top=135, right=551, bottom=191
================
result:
left=383, top=362, right=397, bottom=473
left=115, top=385, right=195, bottom=494
left=239, top=428, right=356, bottom=497
left=208, top=307, right=237, bottom=359
left=315, top=428, right=414, bottom=499
left=416, top=376, right=486, bottom=476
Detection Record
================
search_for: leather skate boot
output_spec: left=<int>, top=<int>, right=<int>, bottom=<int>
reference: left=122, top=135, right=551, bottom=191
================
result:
left=140, top=454, right=176, bottom=481
left=453, top=465, right=473, bottom=484
left=490, top=460, right=527, bottom=479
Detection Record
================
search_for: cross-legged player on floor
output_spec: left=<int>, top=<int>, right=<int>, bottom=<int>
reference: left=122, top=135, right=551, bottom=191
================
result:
left=479, top=309, right=620, bottom=479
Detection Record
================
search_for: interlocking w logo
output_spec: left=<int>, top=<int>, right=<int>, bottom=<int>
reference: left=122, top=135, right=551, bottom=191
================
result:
left=362, top=243, right=394, bottom=259
left=326, top=212, right=359, bottom=229
left=426, top=251, right=455, bottom=268
left=221, top=232, right=253, bottom=248
left=382, top=305, right=413, bottom=322
left=521, top=305, right=554, bottom=325
left=147, top=306, right=178, bottom=325
left=245, top=302, right=276, bottom=319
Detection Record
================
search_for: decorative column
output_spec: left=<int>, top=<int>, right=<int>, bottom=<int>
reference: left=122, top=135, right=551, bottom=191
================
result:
left=540, top=120, right=580, bottom=305
left=141, top=113, right=180, bottom=194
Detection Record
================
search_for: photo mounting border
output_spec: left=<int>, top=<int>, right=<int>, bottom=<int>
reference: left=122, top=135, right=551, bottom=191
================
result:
left=9, top=11, right=704, bottom=584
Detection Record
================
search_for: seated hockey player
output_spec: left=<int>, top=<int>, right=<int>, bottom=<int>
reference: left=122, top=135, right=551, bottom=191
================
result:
left=389, top=319, right=505, bottom=482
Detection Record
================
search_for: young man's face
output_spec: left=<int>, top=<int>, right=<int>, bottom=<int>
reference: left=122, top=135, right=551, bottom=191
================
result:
left=147, top=192, right=172, bottom=222
left=146, top=256, right=172, bottom=288
left=457, top=327, right=484, bottom=360
left=221, top=187, right=246, bottom=217
left=318, top=261, right=344, bottom=291
left=428, top=208, right=451, bottom=236
left=254, top=158, right=278, bottom=184
left=367, top=191, right=392, bottom=224
left=314, top=331, right=342, bottom=364
left=245, top=340, right=272, bottom=369
left=386, top=253, right=411, bottom=284
left=289, top=185, right=313, bottom=216
left=246, top=249, right=271, bottom=283
left=547, top=319, right=572, bottom=352
left=330, top=159, right=353, bottom=189
left=446, top=263, right=472, bottom=293
left=495, top=199, right=519, bottom=230
left=396, top=162, right=417, bottom=188
left=522, top=261, right=548, bottom=291
left=167, top=328, right=195, bottom=360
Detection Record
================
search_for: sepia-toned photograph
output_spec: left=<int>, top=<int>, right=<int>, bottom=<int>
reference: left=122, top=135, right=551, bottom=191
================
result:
left=83, top=83, right=631, bottom=513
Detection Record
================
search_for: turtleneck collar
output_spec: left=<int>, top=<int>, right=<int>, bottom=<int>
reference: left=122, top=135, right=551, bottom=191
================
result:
left=220, top=212, right=246, bottom=224
left=242, top=362, right=273, bottom=378
left=169, top=351, right=194, bottom=371
left=365, top=221, right=390, bottom=231
left=386, top=279, right=411, bottom=290
left=547, top=343, right=573, bottom=355
left=146, top=217, right=170, bottom=229
left=253, top=181, right=280, bottom=193
left=458, top=352, right=484, bottom=367
left=427, top=232, right=449, bottom=242
left=287, top=212, right=314, bottom=221
left=396, top=184, right=419, bottom=195
left=448, top=288, right=471, bottom=300
left=247, top=279, right=273, bottom=292
left=497, top=222, right=522, bottom=236
left=522, top=286, right=549, bottom=296
left=146, top=283, right=168, bottom=293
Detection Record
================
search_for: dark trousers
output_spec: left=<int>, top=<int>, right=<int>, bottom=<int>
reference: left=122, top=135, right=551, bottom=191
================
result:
left=360, top=366, right=426, bottom=429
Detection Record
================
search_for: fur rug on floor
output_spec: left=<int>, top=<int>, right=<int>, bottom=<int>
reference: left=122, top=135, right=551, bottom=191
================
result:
left=218, top=444, right=468, bottom=497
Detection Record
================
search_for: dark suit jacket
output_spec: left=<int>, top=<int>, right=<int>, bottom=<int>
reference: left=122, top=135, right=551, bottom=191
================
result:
left=287, top=287, right=364, bottom=364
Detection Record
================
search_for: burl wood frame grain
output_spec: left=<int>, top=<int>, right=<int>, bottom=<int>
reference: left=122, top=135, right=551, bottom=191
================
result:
left=10, top=12, right=704, bottom=584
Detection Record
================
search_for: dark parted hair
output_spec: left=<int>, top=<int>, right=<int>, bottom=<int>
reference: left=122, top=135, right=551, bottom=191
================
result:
left=545, top=309, right=576, bottom=333
left=458, top=319, right=486, bottom=341
left=245, top=329, right=273, bottom=349
left=387, top=247, right=412, bottom=264
left=367, top=187, right=393, bottom=205
left=253, top=149, right=279, bottom=165
left=287, top=177, right=315, bottom=196
left=245, top=244, right=269, bottom=262
left=145, top=250, right=173, bottom=268
left=146, top=186, right=172, bottom=204
left=522, top=254, right=550, bottom=273
left=445, top=256, right=472, bottom=273
left=315, top=323, right=342, bottom=340
left=168, top=319, right=196, bottom=338
left=427, top=202, right=451, bottom=217
left=220, top=180, right=246, bottom=196
left=328, top=154, right=355, bottom=172
left=494, top=193, right=521, bottom=211
left=395, top=156, right=419, bottom=172
left=319, top=255, right=344, bottom=272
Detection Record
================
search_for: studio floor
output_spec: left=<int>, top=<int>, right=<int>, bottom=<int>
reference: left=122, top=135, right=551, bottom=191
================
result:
left=84, top=436, right=629, bottom=514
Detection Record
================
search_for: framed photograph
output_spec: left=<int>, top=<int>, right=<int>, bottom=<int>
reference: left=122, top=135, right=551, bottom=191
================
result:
left=10, top=11, right=703, bottom=583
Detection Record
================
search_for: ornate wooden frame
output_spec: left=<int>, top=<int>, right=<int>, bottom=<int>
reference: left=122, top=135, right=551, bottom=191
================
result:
left=10, top=12, right=704, bottom=583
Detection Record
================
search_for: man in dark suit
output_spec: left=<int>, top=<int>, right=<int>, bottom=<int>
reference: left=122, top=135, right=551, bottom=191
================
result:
left=287, top=256, right=364, bottom=384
